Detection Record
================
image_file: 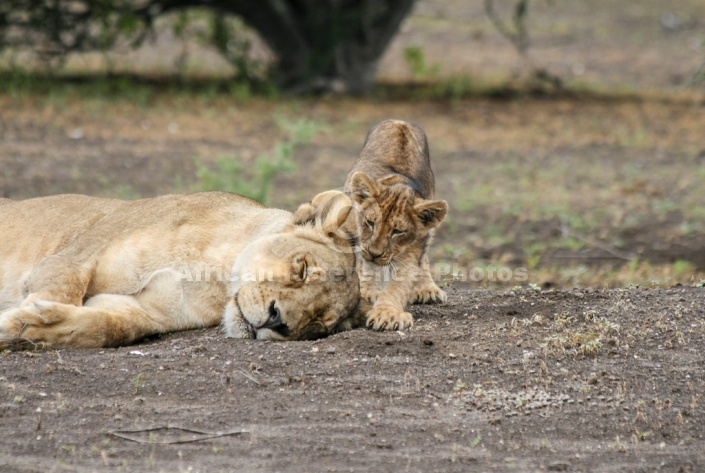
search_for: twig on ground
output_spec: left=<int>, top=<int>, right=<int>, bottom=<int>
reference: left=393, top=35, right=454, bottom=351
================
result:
left=236, top=368, right=262, bottom=385
left=54, top=351, right=84, bottom=375
left=109, top=425, right=249, bottom=444
left=2, top=322, right=43, bottom=351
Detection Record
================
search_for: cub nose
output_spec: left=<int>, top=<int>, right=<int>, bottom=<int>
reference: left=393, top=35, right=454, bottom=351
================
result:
left=368, top=248, right=383, bottom=260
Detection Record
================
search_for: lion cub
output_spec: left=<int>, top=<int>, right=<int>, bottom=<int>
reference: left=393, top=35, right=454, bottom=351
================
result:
left=344, top=119, right=448, bottom=331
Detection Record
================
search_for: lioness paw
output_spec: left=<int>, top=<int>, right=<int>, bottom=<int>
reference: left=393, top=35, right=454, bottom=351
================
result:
left=0, top=301, right=76, bottom=349
left=366, top=304, right=413, bottom=331
left=412, top=283, right=447, bottom=304
left=0, top=305, right=47, bottom=349
left=0, top=309, right=27, bottom=341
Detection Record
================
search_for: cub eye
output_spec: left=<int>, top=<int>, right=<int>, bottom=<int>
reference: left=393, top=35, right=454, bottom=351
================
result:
left=365, top=219, right=375, bottom=229
left=391, top=228, right=405, bottom=236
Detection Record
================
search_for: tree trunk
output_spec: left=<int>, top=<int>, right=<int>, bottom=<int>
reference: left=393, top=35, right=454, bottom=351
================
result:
left=222, top=0, right=416, bottom=94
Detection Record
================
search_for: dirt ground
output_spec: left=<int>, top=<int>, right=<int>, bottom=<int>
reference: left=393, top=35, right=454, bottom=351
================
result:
left=2, top=0, right=705, bottom=471
left=2, top=286, right=704, bottom=472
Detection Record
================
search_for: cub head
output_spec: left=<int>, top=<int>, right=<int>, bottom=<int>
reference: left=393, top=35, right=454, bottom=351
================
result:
left=224, top=192, right=362, bottom=341
left=349, top=171, right=448, bottom=265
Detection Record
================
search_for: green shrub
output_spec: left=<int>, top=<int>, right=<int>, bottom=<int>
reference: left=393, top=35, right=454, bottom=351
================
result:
left=193, top=118, right=319, bottom=204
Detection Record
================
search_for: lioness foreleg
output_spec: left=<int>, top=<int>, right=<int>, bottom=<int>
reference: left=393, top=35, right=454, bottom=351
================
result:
left=0, top=295, right=170, bottom=349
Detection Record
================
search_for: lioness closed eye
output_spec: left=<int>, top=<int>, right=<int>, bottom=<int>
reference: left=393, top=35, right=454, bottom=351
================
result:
left=343, top=120, right=448, bottom=332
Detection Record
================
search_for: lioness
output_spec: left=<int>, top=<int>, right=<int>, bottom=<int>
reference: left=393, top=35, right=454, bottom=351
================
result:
left=345, top=119, right=448, bottom=331
left=0, top=192, right=364, bottom=349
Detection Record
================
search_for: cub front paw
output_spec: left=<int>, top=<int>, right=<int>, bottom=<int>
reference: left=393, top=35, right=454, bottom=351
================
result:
left=366, top=304, right=413, bottom=331
left=412, top=283, right=447, bottom=304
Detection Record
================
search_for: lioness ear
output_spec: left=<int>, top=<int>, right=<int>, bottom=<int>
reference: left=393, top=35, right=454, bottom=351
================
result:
left=415, top=200, right=448, bottom=229
left=350, top=172, right=380, bottom=204
left=319, top=192, right=353, bottom=237
left=291, top=190, right=347, bottom=227
left=291, top=202, right=316, bottom=226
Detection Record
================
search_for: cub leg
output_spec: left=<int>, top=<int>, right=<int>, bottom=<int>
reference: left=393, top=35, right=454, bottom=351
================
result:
left=412, top=252, right=447, bottom=304
left=358, top=259, right=383, bottom=303
left=365, top=258, right=420, bottom=332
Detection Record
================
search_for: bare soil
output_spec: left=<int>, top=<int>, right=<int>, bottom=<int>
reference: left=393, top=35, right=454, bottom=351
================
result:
left=2, top=1, right=705, bottom=471
left=2, top=286, right=704, bottom=472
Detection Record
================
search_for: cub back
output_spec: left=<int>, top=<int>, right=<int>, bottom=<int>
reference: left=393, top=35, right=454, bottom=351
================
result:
left=344, top=119, right=435, bottom=200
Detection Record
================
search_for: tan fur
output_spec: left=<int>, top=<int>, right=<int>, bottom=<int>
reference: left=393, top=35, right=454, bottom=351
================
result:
left=342, top=120, right=449, bottom=331
left=0, top=192, right=363, bottom=349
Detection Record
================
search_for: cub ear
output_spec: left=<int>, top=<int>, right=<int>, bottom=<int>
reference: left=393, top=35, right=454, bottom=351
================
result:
left=414, top=199, right=448, bottom=229
left=349, top=171, right=380, bottom=204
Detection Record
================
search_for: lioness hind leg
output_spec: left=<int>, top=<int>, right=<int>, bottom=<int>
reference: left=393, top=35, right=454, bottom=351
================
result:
left=23, top=255, right=93, bottom=306
left=411, top=253, right=447, bottom=304
left=0, top=295, right=169, bottom=349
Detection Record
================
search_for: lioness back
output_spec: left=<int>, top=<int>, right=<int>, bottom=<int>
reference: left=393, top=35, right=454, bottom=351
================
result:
left=0, top=193, right=269, bottom=312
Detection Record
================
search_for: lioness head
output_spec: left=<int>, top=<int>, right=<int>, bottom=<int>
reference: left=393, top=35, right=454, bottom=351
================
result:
left=224, top=192, right=361, bottom=341
left=349, top=171, right=448, bottom=265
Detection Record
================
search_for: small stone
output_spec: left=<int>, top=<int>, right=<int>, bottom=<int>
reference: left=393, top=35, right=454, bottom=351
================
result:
left=326, top=347, right=336, bottom=355
left=68, top=128, right=84, bottom=140
left=547, top=461, right=570, bottom=471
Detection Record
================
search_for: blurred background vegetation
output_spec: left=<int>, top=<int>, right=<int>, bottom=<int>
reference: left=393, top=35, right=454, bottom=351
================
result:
left=1, top=0, right=704, bottom=289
